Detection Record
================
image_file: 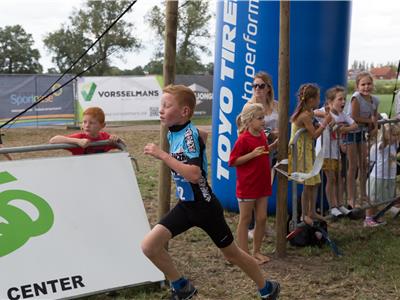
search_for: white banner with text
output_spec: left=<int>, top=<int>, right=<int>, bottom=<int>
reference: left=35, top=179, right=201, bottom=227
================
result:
left=0, top=153, right=164, bottom=300
left=77, top=76, right=162, bottom=121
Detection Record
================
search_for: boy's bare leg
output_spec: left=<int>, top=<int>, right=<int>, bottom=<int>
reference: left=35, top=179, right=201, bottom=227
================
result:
left=141, top=224, right=181, bottom=281
left=219, top=242, right=265, bottom=289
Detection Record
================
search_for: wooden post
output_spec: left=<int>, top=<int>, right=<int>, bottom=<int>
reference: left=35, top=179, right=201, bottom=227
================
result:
left=276, top=1, right=290, bottom=257
left=157, top=1, right=178, bottom=221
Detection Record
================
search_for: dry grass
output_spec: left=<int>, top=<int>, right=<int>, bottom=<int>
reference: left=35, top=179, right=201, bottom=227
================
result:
left=2, top=125, right=400, bottom=300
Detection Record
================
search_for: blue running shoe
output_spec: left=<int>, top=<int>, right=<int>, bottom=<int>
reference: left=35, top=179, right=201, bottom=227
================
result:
left=260, top=281, right=280, bottom=300
left=170, top=280, right=197, bottom=300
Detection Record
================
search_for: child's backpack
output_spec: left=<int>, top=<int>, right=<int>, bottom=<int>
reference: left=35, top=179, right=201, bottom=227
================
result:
left=288, top=220, right=328, bottom=248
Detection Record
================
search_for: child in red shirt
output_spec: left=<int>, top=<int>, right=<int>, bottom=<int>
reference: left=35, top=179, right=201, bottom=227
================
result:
left=49, top=107, right=122, bottom=155
left=229, top=103, right=276, bottom=265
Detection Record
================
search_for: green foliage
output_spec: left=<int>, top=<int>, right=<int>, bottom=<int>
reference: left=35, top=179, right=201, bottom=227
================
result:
left=107, top=65, right=146, bottom=76
left=43, top=0, right=141, bottom=75
left=143, top=59, right=163, bottom=75
left=145, top=0, right=212, bottom=75
left=0, top=25, right=43, bottom=74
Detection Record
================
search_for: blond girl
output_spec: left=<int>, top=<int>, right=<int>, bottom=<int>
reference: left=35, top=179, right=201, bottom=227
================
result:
left=229, top=103, right=275, bottom=264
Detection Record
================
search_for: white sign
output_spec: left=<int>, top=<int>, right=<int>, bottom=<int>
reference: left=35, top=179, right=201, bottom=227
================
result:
left=0, top=153, right=164, bottom=300
left=77, top=76, right=162, bottom=121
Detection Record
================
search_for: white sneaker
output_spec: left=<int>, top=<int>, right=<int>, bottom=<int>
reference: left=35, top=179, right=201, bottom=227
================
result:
left=330, top=207, right=344, bottom=217
left=248, top=229, right=254, bottom=240
left=338, top=205, right=351, bottom=216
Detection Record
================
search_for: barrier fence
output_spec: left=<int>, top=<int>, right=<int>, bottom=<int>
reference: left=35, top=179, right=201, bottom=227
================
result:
left=288, top=118, right=400, bottom=230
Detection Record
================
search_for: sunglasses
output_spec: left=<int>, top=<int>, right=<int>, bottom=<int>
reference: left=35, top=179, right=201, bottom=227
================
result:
left=252, top=83, right=266, bottom=89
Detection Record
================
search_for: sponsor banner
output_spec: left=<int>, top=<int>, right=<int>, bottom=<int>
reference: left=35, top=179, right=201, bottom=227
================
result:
left=0, top=75, right=75, bottom=127
left=175, top=75, right=213, bottom=117
left=77, top=76, right=162, bottom=121
left=0, top=153, right=164, bottom=300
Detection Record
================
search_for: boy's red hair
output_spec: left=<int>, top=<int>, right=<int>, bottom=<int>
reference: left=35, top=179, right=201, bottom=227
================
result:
left=163, top=84, right=196, bottom=118
left=83, top=107, right=105, bottom=124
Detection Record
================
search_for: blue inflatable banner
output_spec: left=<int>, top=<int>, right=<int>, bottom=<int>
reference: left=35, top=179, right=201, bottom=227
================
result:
left=211, top=0, right=351, bottom=214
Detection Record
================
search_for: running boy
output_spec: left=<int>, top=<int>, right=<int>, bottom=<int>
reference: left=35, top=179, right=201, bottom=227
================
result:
left=49, top=107, right=122, bottom=155
left=141, top=85, right=280, bottom=300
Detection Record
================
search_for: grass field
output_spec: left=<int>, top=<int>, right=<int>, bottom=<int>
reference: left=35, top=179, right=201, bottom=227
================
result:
left=2, top=126, right=400, bottom=300
left=376, top=94, right=396, bottom=116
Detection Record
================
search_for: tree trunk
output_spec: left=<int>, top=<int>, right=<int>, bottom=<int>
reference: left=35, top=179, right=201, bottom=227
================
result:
left=276, top=0, right=290, bottom=257
left=157, top=0, right=178, bottom=221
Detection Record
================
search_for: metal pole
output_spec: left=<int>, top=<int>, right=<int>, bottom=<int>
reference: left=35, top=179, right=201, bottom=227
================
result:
left=157, top=1, right=178, bottom=221
left=276, top=0, right=290, bottom=257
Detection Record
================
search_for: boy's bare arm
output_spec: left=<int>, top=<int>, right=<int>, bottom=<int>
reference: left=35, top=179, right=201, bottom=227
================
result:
left=144, top=143, right=201, bottom=183
left=109, top=134, right=125, bottom=145
left=49, top=135, right=90, bottom=148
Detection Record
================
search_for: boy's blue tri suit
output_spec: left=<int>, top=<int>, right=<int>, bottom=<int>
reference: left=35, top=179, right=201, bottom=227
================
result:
left=158, top=121, right=234, bottom=249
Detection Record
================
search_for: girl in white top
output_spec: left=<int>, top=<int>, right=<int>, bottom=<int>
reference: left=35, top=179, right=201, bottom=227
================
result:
left=364, top=123, right=400, bottom=227
left=315, top=86, right=358, bottom=217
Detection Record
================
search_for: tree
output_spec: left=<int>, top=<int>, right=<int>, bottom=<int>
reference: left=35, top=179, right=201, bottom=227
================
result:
left=351, top=60, right=358, bottom=70
left=44, top=0, right=141, bottom=75
left=123, top=66, right=146, bottom=75
left=205, top=62, right=214, bottom=75
left=145, top=0, right=212, bottom=74
left=143, top=59, right=163, bottom=75
left=115, top=66, right=146, bottom=75
left=0, top=25, right=42, bottom=74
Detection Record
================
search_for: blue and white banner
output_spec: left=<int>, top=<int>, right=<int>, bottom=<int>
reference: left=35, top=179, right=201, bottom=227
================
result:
left=0, top=75, right=75, bottom=127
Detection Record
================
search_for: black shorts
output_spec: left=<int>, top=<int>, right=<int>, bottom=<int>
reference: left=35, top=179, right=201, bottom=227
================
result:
left=159, top=196, right=234, bottom=248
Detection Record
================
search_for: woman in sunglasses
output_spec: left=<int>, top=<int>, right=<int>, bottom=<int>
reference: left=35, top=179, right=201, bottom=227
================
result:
left=244, top=71, right=279, bottom=144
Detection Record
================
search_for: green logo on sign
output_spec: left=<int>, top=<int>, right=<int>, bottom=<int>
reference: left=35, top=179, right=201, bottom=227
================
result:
left=81, top=82, right=97, bottom=102
left=0, top=171, right=54, bottom=257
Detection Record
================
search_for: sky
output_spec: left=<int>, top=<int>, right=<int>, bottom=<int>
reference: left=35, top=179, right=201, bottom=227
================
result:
left=0, top=0, right=399, bottom=72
